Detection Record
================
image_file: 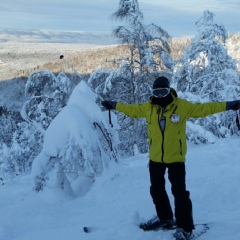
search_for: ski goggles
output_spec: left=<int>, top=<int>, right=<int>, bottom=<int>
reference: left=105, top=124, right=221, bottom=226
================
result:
left=152, top=88, right=170, bottom=98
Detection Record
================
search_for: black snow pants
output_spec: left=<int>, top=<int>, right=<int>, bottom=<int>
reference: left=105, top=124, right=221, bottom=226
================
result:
left=149, top=160, right=194, bottom=232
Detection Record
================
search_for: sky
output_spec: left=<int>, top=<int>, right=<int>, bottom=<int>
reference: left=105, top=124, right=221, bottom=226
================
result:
left=0, top=0, right=239, bottom=37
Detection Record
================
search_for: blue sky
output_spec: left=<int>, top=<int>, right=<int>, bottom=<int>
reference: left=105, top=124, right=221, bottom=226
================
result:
left=0, top=0, right=239, bottom=36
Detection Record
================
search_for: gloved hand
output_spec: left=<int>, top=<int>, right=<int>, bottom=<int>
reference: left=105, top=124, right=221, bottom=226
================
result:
left=102, top=100, right=117, bottom=110
left=226, top=100, right=240, bottom=110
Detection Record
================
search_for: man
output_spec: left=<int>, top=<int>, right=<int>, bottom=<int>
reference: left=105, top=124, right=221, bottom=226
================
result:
left=102, top=76, right=240, bottom=240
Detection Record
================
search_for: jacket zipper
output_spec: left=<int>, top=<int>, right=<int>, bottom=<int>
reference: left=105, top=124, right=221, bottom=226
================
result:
left=179, top=139, right=182, bottom=155
left=157, top=107, right=165, bottom=163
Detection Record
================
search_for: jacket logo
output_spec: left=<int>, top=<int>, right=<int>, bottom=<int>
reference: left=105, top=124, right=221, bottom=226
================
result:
left=171, top=113, right=180, bottom=123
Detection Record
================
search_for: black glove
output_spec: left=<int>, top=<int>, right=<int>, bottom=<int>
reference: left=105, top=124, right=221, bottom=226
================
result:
left=102, top=100, right=117, bottom=110
left=226, top=100, right=240, bottom=110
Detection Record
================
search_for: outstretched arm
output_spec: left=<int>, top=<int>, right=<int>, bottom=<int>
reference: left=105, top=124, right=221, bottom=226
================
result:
left=102, top=100, right=149, bottom=118
left=185, top=99, right=240, bottom=119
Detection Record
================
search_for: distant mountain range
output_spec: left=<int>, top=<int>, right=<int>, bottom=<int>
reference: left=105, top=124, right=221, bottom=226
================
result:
left=0, top=29, right=118, bottom=45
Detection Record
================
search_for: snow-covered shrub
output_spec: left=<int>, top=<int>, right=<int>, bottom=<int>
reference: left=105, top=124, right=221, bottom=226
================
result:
left=0, top=107, right=28, bottom=181
left=22, top=70, right=72, bottom=132
left=31, top=81, right=119, bottom=196
left=0, top=106, right=20, bottom=147
left=0, top=71, right=73, bottom=183
left=1, top=122, right=43, bottom=181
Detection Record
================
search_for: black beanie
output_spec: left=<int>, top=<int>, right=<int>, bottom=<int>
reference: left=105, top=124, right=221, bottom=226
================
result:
left=153, top=76, right=170, bottom=89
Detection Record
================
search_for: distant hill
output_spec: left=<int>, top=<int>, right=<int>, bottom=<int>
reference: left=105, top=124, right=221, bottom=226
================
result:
left=0, top=28, right=118, bottom=45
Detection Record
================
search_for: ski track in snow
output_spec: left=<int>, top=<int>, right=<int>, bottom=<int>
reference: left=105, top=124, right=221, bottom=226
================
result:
left=0, top=137, right=240, bottom=240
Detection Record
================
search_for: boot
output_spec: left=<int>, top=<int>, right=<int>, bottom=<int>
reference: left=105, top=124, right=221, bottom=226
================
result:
left=140, top=217, right=175, bottom=231
left=173, top=228, right=193, bottom=240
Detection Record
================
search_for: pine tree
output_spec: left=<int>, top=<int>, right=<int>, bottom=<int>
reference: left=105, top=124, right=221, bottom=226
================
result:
left=173, top=10, right=240, bottom=143
left=112, top=0, right=171, bottom=73
left=90, top=0, right=172, bottom=155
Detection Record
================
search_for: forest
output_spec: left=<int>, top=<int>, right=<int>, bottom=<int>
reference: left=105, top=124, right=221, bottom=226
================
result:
left=0, top=1, right=240, bottom=192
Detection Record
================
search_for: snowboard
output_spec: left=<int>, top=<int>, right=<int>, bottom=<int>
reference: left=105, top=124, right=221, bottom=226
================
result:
left=83, top=222, right=210, bottom=240
left=83, top=223, right=210, bottom=234
left=162, top=223, right=210, bottom=240
left=183, top=223, right=210, bottom=240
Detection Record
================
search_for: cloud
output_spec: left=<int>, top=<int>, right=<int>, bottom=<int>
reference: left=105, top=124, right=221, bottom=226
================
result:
left=139, top=0, right=239, bottom=35
left=216, top=0, right=240, bottom=8
left=0, top=0, right=118, bottom=31
left=0, top=0, right=239, bottom=36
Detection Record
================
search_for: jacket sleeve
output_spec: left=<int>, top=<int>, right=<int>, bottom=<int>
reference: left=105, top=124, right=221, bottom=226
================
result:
left=184, top=100, right=227, bottom=118
left=116, top=102, right=148, bottom=118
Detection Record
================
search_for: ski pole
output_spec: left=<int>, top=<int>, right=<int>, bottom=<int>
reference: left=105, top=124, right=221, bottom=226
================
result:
left=59, top=55, right=83, bottom=80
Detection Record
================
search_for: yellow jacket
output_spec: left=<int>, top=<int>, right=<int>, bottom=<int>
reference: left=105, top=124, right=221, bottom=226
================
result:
left=116, top=91, right=226, bottom=164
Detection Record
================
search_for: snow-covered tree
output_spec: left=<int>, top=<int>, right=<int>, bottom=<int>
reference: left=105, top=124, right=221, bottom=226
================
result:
left=173, top=11, right=237, bottom=93
left=173, top=10, right=240, bottom=142
left=93, top=0, right=172, bottom=155
left=226, top=33, right=240, bottom=72
left=22, top=70, right=72, bottom=133
left=112, top=0, right=171, bottom=73
left=88, top=61, right=153, bottom=155
left=0, top=106, right=21, bottom=147
left=31, top=81, right=119, bottom=196
left=1, top=122, right=43, bottom=181
left=0, top=106, right=31, bottom=181
left=0, top=71, right=73, bottom=183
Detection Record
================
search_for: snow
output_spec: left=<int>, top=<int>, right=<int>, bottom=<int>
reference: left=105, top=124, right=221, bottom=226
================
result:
left=1, top=24, right=240, bottom=237
left=0, top=136, right=240, bottom=240
left=41, top=81, right=104, bottom=157
left=1, top=73, right=240, bottom=239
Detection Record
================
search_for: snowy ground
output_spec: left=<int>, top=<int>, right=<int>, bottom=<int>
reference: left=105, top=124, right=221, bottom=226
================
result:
left=0, top=42, right=106, bottom=81
left=0, top=137, right=240, bottom=240
left=0, top=29, right=117, bottom=81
